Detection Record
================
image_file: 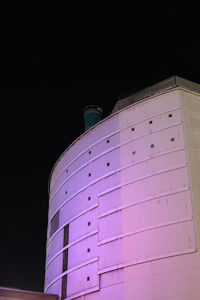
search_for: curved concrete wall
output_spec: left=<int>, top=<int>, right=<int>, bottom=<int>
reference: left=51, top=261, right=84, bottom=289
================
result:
left=45, top=89, right=200, bottom=300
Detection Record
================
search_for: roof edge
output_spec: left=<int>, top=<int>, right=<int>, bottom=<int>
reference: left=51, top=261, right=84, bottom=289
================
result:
left=111, top=76, right=200, bottom=114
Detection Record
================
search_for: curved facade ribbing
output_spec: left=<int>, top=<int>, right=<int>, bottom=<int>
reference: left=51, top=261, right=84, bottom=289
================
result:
left=45, top=86, right=200, bottom=300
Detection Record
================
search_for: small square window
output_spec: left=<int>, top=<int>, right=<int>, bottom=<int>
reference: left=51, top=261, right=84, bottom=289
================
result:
left=88, top=196, right=91, bottom=201
left=107, top=162, right=110, bottom=167
left=168, top=114, right=172, bottom=118
left=131, top=127, right=135, bottom=131
left=65, top=191, right=67, bottom=194
left=107, top=139, right=110, bottom=143
left=132, top=151, right=136, bottom=155
left=151, top=144, right=155, bottom=148
left=88, top=173, right=91, bottom=177
left=171, top=138, right=175, bottom=142
left=88, top=221, right=91, bottom=226
left=87, top=248, right=90, bottom=252
left=88, top=150, right=91, bottom=154
left=149, top=120, right=153, bottom=124
left=87, top=276, right=90, bottom=281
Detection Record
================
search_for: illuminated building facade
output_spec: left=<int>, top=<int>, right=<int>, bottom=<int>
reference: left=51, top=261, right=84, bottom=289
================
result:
left=45, top=77, right=200, bottom=300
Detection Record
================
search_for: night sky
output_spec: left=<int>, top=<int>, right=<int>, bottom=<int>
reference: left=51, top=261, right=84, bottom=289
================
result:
left=1, top=10, right=200, bottom=292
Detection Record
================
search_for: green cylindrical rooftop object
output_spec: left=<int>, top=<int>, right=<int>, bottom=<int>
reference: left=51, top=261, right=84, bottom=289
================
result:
left=83, top=105, right=103, bottom=131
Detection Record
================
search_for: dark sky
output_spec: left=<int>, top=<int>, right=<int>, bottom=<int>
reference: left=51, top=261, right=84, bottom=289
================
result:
left=1, top=9, right=200, bottom=292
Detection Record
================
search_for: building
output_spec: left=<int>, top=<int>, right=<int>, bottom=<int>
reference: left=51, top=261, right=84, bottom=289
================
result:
left=44, top=76, right=200, bottom=300
left=0, top=287, right=58, bottom=300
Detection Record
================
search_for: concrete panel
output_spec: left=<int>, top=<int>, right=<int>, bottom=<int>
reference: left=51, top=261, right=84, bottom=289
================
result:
left=69, top=208, right=98, bottom=243
left=97, top=171, right=121, bottom=194
left=99, top=220, right=196, bottom=270
left=121, top=167, right=190, bottom=208
left=122, top=191, right=193, bottom=234
left=99, top=239, right=122, bottom=270
left=59, top=190, right=98, bottom=228
left=121, top=149, right=187, bottom=186
left=100, top=268, right=124, bottom=289
left=88, top=148, right=120, bottom=181
left=45, top=253, right=63, bottom=288
left=86, top=283, right=124, bottom=300
left=46, top=229, right=63, bottom=266
left=92, top=131, right=120, bottom=155
left=67, top=261, right=99, bottom=297
left=151, top=252, right=200, bottom=275
left=123, top=277, right=153, bottom=300
left=181, top=90, right=200, bottom=249
left=99, top=211, right=122, bottom=241
left=122, top=220, right=196, bottom=264
left=98, top=188, right=121, bottom=215
left=152, top=264, right=200, bottom=299
left=68, top=234, right=98, bottom=269
left=45, top=279, right=62, bottom=298
left=99, top=190, right=193, bottom=242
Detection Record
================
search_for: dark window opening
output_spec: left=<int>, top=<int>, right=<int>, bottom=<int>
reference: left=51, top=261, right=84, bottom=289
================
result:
left=107, top=139, right=110, bottom=143
left=171, top=137, right=175, bottom=142
left=132, top=151, right=136, bottom=155
left=62, top=249, right=68, bottom=272
left=88, top=221, right=91, bottom=226
left=50, top=211, right=60, bottom=238
left=88, top=173, right=91, bottom=177
left=89, top=150, right=91, bottom=154
left=61, top=224, right=69, bottom=299
left=66, top=169, right=68, bottom=173
left=87, top=248, right=90, bottom=252
left=107, top=162, right=110, bottom=167
left=149, top=120, right=153, bottom=124
left=88, top=196, right=91, bottom=201
left=131, top=127, right=135, bottom=131
left=87, top=276, right=90, bottom=281
left=168, top=114, right=172, bottom=118
left=61, top=275, right=67, bottom=300
left=63, top=224, right=69, bottom=247
left=151, top=144, right=155, bottom=148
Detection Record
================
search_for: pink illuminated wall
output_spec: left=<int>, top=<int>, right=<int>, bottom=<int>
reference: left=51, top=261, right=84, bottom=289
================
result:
left=45, top=88, right=200, bottom=300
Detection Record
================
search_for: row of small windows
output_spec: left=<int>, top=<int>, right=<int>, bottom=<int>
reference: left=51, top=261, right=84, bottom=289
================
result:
left=88, top=140, right=110, bottom=155
left=131, top=137, right=176, bottom=155
left=64, top=161, right=111, bottom=194
left=64, top=193, right=92, bottom=201
left=65, top=159, right=111, bottom=176
left=150, top=138, right=175, bottom=149
left=64, top=113, right=174, bottom=176
left=64, top=136, right=176, bottom=194
left=131, top=113, right=173, bottom=131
